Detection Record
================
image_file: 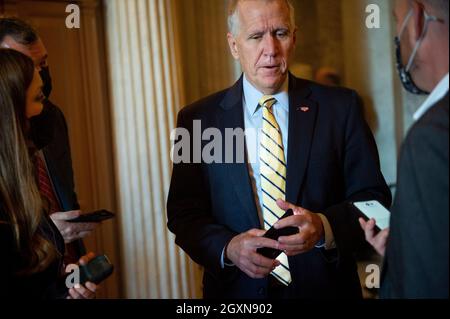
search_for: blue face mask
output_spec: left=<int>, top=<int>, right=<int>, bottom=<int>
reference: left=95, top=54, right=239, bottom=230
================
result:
left=394, top=9, right=438, bottom=95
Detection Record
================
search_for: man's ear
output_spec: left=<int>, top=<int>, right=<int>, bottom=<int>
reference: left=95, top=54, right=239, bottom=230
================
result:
left=410, top=1, right=425, bottom=42
left=292, top=26, right=298, bottom=47
left=0, top=41, right=10, bottom=48
left=227, top=32, right=239, bottom=60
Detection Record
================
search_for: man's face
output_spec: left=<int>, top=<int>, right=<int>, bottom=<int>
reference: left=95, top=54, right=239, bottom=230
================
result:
left=26, top=68, right=44, bottom=118
left=1, top=36, right=48, bottom=70
left=227, top=0, right=297, bottom=94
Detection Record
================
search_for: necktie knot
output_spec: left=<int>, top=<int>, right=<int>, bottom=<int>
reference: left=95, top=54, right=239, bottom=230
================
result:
left=259, top=95, right=277, bottom=111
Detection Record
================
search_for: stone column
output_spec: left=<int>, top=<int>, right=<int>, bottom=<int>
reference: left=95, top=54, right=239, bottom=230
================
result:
left=104, top=0, right=200, bottom=298
left=341, top=0, right=402, bottom=187
left=174, top=0, right=237, bottom=104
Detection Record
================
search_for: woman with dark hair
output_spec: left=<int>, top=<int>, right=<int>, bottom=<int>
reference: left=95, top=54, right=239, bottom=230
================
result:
left=0, top=49, right=97, bottom=299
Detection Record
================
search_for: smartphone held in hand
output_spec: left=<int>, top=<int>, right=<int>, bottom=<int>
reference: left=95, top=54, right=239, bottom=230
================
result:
left=68, top=210, right=115, bottom=223
left=353, top=200, right=391, bottom=232
left=257, top=209, right=299, bottom=259
left=79, top=255, right=114, bottom=285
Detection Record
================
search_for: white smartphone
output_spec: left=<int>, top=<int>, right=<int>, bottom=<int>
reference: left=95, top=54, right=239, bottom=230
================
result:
left=353, top=200, right=391, bottom=231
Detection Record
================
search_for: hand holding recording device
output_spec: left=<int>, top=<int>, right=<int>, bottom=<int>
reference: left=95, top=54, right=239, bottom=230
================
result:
left=79, top=255, right=114, bottom=285
left=353, top=200, right=391, bottom=232
left=68, top=209, right=115, bottom=223
left=257, top=209, right=299, bottom=259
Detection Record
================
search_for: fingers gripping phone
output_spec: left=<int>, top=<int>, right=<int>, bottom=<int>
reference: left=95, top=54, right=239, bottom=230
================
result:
left=68, top=209, right=115, bottom=223
left=257, top=209, right=299, bottom=259
left=353, top=200, right=391, bottom=232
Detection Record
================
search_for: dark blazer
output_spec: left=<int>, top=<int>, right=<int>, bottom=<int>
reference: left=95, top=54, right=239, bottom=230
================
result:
left=42, top=100, right=85, bottom=257
left=167, top=74, right=391, bottom=299
left=381, top=94, right=449, bottom=299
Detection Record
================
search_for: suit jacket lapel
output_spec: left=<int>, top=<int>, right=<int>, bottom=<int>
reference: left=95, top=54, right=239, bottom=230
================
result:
left=217, top=76, right=261, bottom=228
left=286, top=74, right=318, bottom=203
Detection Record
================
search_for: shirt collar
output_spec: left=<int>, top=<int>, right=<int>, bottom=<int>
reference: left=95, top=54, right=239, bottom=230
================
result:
left=414, top=73, right=449, bottom=121
left=243, top=74, right=289, bottom=116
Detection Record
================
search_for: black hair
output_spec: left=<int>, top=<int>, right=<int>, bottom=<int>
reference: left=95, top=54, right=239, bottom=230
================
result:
left=0, top=17, right=38, bottom=45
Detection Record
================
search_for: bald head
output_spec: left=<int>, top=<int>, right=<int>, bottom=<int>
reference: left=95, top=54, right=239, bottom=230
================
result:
left=394, top=0, right=449, bottom=92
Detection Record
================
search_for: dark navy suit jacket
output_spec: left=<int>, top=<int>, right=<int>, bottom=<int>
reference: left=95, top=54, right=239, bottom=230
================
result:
left=167, top=75, right=391, bottom=299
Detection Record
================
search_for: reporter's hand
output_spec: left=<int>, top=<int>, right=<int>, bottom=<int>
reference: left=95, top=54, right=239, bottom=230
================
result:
left=226, top=229, right=280, bottom=279
left=359, top=218, right=389, bottom=256
left=67, top=282, right=97, bottom=299
left=67, top=252, right=98, bottom=299
left=273, top=199, right=324, bottom=256
left=50, top=211, right=97, bottom=244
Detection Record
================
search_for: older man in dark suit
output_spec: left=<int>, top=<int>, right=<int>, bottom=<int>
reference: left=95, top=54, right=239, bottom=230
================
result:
left=167, top=0, right=391, bottom=299
left=360, top=0, right=448, bottom=299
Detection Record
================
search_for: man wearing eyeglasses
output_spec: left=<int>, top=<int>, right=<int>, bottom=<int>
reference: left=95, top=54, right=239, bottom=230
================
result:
left=360, top=0, right=448, bottom=298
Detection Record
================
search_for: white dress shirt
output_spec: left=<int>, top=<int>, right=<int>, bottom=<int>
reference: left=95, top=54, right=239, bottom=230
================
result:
left=242, top=75, right=335, bottom=251
left=220, top=75, right=336, bottom=268
left=243, top=74, right=290, bottom=221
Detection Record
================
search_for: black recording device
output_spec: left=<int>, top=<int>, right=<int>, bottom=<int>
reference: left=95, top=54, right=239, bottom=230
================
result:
left=257, top=209, right=299, bottom=259
left=79, top=255, right=114, bottom=285
left=68, top=209, right=115, bottom=223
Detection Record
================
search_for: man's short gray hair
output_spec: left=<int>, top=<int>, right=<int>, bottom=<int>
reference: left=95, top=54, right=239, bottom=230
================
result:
left=0, top=17, right=38, bottom=45
left=227, top=0, right=296, bottom=36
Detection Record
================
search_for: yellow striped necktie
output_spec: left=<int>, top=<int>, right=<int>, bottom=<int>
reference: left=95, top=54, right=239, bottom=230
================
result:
left=259, top=95, right=291, bottom=286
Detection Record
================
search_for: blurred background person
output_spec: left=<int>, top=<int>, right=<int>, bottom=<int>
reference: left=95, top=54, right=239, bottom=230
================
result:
left=0, top=48, right=97, bottom=299
left=360, top=0, right=448, bottom=298
left=314, top=67, right=341, bottom=87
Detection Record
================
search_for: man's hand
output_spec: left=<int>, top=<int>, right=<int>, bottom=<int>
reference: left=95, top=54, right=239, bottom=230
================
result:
left=67, top=252, right=98, bottom=299
left=226, top=229, right=280, bottom=279
left=50, top=211, right=97, bottom=244
left=359, top=218, right=389, bottom=256
left=273, top=199, right=324, bottom=256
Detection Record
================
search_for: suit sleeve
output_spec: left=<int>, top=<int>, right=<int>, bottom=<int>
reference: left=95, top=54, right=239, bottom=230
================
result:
left=321, top=91, right=392, bottom=259
left=167, top=110, right=238, bottom=279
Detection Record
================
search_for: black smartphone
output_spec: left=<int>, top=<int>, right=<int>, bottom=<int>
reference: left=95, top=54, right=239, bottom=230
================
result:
left=68, top=209, right=115, bottom=223
left=257, top=209, right=299, bottom=259
left=79, top=255, right=114, bottom=285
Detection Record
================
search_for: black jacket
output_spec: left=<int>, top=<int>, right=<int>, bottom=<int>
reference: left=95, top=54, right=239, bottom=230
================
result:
left=381, top=94, right=449, bottom=299
left=0, top=212, right=65, bottom=299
